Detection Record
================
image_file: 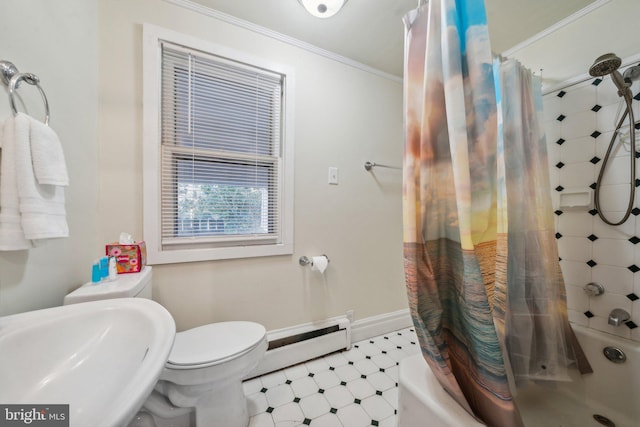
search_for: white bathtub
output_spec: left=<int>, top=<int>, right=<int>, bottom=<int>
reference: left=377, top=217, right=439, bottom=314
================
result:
left=398, top=324, right=639, bottom=427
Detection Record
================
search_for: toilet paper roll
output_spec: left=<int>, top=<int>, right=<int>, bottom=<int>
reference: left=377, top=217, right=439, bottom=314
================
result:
left=311, top=255, right=329, bottom=274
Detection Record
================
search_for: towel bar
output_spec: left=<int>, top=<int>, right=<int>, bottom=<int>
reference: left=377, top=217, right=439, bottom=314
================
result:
left=364, top=161, right=401, bottom=171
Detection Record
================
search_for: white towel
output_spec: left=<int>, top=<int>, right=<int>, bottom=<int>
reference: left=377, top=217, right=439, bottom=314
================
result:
left=0, top=117, right=32, bottom=250
left=29, top=115, right=69, bottom=186
left=14, top=113, right=69, bottom=240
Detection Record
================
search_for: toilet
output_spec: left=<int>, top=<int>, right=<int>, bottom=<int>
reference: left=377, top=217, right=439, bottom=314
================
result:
left=64, top=266, right=267, bottom=427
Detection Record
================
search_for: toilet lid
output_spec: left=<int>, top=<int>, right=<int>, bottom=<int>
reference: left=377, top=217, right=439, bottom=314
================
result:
left=167, top=321, right=266, bottom=367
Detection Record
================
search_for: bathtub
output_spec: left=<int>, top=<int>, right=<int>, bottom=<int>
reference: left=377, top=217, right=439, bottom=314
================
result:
left=398, top=324, right=639, bottom=427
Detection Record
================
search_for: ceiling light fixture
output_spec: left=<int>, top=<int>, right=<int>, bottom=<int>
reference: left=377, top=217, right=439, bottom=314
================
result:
left=298, top=0, right=348, bottom=19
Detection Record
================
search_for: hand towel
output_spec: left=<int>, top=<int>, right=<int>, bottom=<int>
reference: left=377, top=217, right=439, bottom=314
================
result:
left=28, top=115, right=69, bottom=186
left=0, top=117, right=32, bottom=250
left=14, top=113, right=69, bottom=240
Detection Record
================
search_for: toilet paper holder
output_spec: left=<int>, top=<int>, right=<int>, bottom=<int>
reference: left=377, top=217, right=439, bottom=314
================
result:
left=299, top=255, right=330, bottom=267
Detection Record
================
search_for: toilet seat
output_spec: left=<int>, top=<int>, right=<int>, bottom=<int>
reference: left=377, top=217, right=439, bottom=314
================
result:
left=166, top=321, right=266, bottom=370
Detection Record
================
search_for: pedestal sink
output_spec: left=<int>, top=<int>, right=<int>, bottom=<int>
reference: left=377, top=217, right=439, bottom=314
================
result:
left=0, top=298, right=175, bottom=427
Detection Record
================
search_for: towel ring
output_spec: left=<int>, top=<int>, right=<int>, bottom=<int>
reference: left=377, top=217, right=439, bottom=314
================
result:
left=8, top=72, right=50, bottom=125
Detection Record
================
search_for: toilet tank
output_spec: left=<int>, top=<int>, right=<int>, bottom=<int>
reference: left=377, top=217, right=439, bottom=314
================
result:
left=64, top=266, right=153, bottom=305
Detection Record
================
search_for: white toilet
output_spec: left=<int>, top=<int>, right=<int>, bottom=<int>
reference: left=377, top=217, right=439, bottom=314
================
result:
left=64, top=266, right=267, bottom=427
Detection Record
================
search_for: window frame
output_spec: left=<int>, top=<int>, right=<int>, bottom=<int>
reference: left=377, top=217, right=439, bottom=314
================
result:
left=143, top=24, right=295, bottom=264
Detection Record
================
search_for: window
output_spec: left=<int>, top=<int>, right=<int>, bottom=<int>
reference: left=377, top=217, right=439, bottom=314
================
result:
left=143, top=25, right=294, bottom=263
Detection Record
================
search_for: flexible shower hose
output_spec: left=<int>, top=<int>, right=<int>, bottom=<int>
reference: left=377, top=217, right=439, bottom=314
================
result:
left=594, top=93, right=636, bottom=226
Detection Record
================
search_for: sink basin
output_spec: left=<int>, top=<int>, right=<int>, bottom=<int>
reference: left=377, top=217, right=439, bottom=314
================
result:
left=0, top=298, right=175, bottom=427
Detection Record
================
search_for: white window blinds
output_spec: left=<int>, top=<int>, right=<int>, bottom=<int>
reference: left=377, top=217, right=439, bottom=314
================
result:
left=160, top=42, right=285, bottom=248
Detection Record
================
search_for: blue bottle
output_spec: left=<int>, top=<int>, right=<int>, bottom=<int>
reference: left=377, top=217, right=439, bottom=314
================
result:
left=100, top=256, right=109, bottom=281
left=91, top=261, right=101, bottom=284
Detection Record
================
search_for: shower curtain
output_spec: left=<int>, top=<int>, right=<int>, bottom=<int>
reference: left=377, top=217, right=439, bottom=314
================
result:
left=402, top=1, right=591, bottom=426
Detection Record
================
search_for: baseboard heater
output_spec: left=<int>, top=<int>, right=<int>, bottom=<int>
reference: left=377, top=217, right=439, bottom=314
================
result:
left=246, top=315, right=351, bottom=379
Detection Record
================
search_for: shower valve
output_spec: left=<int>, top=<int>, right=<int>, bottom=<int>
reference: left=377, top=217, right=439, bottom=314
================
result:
left=583, top=282, right=604, bottom=297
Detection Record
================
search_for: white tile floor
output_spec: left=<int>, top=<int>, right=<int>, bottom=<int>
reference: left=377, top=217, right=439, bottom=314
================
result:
left=243, top=327, right=419, bottom=427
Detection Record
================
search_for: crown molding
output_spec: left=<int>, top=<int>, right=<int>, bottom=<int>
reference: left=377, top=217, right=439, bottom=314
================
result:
left=502, top=0, right=612, bottom=58
left=163, top=0, right=402, bottom=83
left=543, top=51, right=640, bottom=95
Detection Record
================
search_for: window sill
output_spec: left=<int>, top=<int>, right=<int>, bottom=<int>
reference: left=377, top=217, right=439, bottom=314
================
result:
left=146, top=241, right=294, bottom=264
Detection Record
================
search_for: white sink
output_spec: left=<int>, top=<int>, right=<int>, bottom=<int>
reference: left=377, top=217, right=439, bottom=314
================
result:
left=0, top=298, right=175, bottom=427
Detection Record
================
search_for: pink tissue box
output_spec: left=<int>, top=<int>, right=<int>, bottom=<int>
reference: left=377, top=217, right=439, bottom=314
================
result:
left=105, top=241, right=147, bottom=274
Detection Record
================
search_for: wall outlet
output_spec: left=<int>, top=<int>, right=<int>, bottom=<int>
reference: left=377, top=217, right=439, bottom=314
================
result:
left=328, top=167, right=339, bottom=185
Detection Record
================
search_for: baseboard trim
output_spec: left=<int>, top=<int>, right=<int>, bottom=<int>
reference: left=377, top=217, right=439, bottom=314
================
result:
left=245, top=308, right=412, bottom=379
left=351, top=308, right=413, bottom=343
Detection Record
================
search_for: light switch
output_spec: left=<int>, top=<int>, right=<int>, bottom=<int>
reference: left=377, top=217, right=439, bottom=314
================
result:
left=328, top=167, right=339, bottom=185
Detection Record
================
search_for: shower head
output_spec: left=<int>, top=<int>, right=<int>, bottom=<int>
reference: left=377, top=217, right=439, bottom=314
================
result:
left=589, top=53, right=622, bottom=77
left=589, top=53, right=631, bottom=98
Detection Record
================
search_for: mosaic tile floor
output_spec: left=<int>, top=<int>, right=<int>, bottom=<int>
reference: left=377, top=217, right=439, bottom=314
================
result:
left=243, top=327, right=419, bottom=427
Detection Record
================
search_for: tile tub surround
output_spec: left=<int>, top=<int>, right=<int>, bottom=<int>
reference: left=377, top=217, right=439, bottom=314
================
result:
left=244, top=327, right=420, bottom=427
left=544, top=72, right=640, bottom=342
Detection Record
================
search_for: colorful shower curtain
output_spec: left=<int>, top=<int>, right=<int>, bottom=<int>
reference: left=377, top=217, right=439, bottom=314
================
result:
left=402, top=1, right=591, bottom=426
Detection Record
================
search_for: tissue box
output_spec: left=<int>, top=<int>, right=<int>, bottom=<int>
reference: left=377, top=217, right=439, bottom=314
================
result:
left=105, top=241, right=147, bottom=274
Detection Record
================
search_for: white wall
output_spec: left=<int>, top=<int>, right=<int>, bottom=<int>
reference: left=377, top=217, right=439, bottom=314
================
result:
left=0, top=0, right=406, bottom=331
left=97, top=0, right=407, bottom=331
left=4, top=0, right=635, bottom=346
left=0, top=0, right=99, bottom=316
